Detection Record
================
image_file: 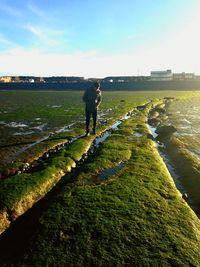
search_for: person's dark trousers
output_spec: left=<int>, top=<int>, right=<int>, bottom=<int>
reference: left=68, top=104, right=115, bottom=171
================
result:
left=86, top=108, right=97, bottom=134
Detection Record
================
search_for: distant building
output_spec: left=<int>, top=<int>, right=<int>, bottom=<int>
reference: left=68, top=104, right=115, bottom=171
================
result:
left=173, top=72, right=195, bottom=80
left=39, top=77, right=45, bottom=83
left=13, top=76, right=21, bottom=82
left=103, top=76, right=149, bottom=82
left=44, top=76, right=85, bottom=83
left=150, top=69, right=173, bottom=81
left=0, top=76, right=12, bottom=83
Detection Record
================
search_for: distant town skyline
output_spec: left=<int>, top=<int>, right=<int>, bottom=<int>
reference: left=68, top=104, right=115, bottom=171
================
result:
left=0, top=0, right=200, bottom=78
left=1, top=69, right=198, bottom=84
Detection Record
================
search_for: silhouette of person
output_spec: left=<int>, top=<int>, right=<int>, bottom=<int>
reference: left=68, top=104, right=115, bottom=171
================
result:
left=82, top=81, right=102, bottom=136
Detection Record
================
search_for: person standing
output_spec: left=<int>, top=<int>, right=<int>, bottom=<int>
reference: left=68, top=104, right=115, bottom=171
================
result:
left=82, top=81, right=102, bottom=136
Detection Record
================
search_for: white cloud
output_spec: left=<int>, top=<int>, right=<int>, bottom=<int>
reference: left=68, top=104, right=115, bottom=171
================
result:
left=0, top=47, right=115, bottom=77
left=0, top=43, right=200, bottom=78
left=0, top=47, right=99, bottom=77
left=0, top=46, right=161, bottom=77
left=25, top=24, right=61, bottom=47
left=26, top=25, right=43, bottom=38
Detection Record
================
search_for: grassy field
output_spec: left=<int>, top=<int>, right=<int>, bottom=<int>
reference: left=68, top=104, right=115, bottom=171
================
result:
left=1, top=90, right=200, bottom=266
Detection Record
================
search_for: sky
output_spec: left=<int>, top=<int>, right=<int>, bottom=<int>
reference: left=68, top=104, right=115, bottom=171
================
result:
left=0, top=0, right=200, bottom=78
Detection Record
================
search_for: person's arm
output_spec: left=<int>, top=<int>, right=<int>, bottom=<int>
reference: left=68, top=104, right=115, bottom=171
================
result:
left=96, top=92, right=102, bottom=107
left=82, top=89, right=88, bottom=102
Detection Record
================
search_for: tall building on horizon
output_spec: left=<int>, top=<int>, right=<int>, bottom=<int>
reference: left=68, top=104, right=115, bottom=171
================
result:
left=150, top=69, right=173, bottom=81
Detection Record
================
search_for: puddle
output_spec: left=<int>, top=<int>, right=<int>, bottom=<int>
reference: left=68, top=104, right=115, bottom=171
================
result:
left=135, top=132, right=143, bottom=137
left=111, top=121, right=121, bottom=129
left=32, top=124, right=47, bottom=131
left=8, top=122, right=29, bottom=128
left=13, top=131, right=35, bottom=136
left=55, top=123, right=74, bottom=134
left=46, top=105, right=62, bottom=108
left=51, top=105, right=62, bottom=108
left=99, top=162, right=126, bottom=181
left=95, top=131, right=110, bottom=147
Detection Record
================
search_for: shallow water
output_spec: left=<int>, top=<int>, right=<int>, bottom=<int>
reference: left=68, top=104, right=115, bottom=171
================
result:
left=13, top=131, right=35, bottom=136
left=158, top=149, right=189, bottom=196
left=99, top=162, right=126, bottom=181
left=146, top=124, right=158, bottom=139
left=167, top=99, right=200, bottom=137
left=167, top=99, right=200, bottom=153
left=8, top=122, right=29, bottom=128
left=55, top=123, right=74, bottom=133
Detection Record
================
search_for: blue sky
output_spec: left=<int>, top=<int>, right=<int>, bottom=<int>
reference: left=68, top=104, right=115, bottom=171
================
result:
left=0, top=0, right=200, bottom=78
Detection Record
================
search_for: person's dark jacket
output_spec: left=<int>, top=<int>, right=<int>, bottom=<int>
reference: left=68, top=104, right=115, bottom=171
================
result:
left=82, top=86, right=101, bottom=112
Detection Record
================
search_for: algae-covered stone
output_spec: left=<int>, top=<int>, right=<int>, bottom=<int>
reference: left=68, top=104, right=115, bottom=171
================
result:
left=156, top=125, right=177, bottom=140
left=0, top=210, right=10, bottom=235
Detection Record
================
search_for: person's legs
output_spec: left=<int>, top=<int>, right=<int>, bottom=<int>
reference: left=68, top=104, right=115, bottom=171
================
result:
left=86, top=109, right=91, bottom=135
left=92, top=109, right=97, bottom=134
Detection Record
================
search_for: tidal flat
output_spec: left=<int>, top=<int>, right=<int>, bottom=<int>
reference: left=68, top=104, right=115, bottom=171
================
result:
left=1, top=90, right=200, bottom=266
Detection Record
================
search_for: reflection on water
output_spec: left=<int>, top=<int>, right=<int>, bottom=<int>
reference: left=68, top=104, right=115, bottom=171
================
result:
left=146, top=124, right=158, bottom=139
